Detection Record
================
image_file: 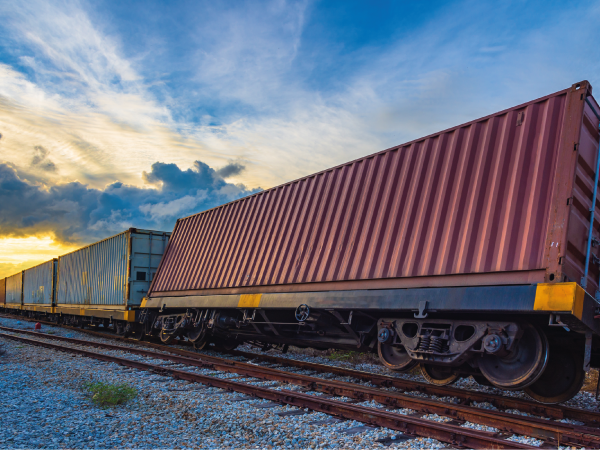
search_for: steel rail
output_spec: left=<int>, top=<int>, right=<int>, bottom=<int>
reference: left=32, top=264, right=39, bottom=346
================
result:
left=1, top=326, right=597, bottom=447
left=225, top=349, right=600, bottom=426
left=0, top=331, right=535, bottom=450
left=3, top=313, right=600, bottom=426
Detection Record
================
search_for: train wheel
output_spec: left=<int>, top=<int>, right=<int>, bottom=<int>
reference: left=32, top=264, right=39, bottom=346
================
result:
left=420, top=364, right=460, bottom=386
left=187, top=326, right=207, bottom=343
left=193, top=340, right=208, bottom=350
left=129, top=327, right=145, bottom=341
left=479, top=324, right=548, bottom=390
left=159, top=330, right=176, bottom=344
left=378, top=342, right=418, bottom=372
left=524, top=345, right=585, bottom=404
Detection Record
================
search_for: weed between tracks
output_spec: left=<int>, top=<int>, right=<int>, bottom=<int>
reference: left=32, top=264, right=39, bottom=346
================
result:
left=583, top=368, right=599, bottom=393
left=286, top=346, right=381, bottom=365
left=83, top=381, right=137, bottom=407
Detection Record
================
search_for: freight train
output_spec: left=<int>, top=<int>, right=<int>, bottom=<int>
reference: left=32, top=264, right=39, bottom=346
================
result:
left=2, top=80, right=600, bottom=404
left=1, top=229, right=170, bottom=334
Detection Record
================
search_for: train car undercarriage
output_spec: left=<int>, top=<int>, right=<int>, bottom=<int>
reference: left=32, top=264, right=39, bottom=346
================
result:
left=4, top=282, right=599, bottom=405
left=139, top=281, right=600, bottom=404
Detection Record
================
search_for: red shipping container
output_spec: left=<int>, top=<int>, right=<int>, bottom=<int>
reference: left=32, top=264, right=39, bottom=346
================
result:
left=150, top=81, right=600, bottom=298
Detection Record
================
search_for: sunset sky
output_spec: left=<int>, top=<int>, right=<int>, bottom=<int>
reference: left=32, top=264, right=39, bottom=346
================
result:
left=1, top=0, right=599, bottom=278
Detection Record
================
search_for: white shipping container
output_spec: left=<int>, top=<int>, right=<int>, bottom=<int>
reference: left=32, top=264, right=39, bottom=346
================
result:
left=5, top=272, right=23, bottom=306
left=23, top=259, right=57, bottom=305
left=57, top=228, right=170, bottom=308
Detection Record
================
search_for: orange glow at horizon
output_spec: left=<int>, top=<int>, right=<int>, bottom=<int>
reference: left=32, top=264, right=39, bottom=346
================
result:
left=0, top=234, right=81, bottom=278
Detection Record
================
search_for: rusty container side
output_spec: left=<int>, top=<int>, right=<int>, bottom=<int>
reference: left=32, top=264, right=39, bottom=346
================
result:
left=23, top=259, right=57, bottom=306
left=5, top=272, right=23, bottom=306
left=150, top=83, right=590, bottom=297
left=0, top=278, right=5, bottom=305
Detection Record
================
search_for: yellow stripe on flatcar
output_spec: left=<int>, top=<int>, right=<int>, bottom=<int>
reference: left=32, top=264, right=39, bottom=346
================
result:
left=238, top=293, right=262, bottom=308
left=534, top=282, right=585, bottom=319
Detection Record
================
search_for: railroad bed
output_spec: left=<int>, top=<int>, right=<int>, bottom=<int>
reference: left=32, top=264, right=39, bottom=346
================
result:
left=1, top=317, right=600, bottom=448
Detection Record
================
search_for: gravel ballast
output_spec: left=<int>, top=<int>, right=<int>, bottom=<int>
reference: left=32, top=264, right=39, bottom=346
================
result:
left=0, top=316, right=596, bottom=449
left=0, top=318, right=442, bottom=449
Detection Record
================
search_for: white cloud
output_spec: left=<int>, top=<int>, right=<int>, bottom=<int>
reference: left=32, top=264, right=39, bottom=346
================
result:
left=139, top=192, right=208, bottom=221
left=0, top=0, right=599, bottom=200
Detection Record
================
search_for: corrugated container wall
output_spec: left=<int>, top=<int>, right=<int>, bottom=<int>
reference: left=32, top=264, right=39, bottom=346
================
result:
left=5, top=272, right=23, bottom=305
left=23, top=259, right=57, bottom=305
left=57, top=229, right=169, bottom=308
left=149, top=81, right=600, bottom=297
left=0, top=278, right=5, bottom=305
left=564, top=94, right=600, bottom=292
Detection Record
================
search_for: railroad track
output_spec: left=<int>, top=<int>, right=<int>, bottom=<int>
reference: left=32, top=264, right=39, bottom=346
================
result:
left=1, top=325, right=599, bottom=448
left=5, top=313, right=598, bottom=426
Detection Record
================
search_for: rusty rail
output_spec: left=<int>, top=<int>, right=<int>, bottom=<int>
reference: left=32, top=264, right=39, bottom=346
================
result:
left=3, top=314, right=600, bottom=426
left=0, top=331, right=537, bottom=450
left=1, top=326, right=598, bottom=447
left=2, top=312, right=600, bottom=426
left=54, top=320, right=600, bottom=426
left=223, top=349, right=600, bottom=426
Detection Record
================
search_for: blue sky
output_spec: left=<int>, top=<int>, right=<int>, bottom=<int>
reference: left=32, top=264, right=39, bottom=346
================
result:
left=0, top=0, right=599, bottom=275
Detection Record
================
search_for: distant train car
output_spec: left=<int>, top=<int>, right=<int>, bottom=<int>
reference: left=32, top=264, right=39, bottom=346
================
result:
left=142, top=80, right=600, bottom=403
left=55, top=228, right=170, bottom=332
left=5, top=272, right=23, bottom=310
left=22, top=259, right=57, bottom=314
left=0, top=277, right=5, bottom=307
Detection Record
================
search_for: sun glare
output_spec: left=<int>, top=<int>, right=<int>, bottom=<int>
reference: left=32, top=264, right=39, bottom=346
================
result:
left=0, top=234, right=81, bottom=278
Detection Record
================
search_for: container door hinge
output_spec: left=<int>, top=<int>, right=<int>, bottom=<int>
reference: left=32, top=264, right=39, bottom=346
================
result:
left=583, top=255, right=600, bottom=287
left=516, top=111, right=524, bottom=126
left=574, top=143, right=579, bottom=152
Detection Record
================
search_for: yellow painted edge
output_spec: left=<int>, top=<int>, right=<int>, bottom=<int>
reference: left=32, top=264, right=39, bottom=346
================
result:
left=52, top=306, right=136, bottom=322
left=238, top=293, right=262, bottom=308
left=5, top=304, right=21, bottom=310
left=22, top=305, right=52, bottom=312
left=534, top=282, right=584, bottom=319
left=140, top=298, right=148, bottom=308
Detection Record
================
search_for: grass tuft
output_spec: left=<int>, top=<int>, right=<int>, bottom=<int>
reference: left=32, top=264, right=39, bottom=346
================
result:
left=283, top=346, right=381, bottom=365
left=83, top=381, right=137, bottom=407
left=583, top=368, right=599, bottom=393
left=327, top=350, right=358, bottom=361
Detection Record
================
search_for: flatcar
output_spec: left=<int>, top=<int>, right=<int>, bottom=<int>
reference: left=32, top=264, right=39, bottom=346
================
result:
left=2, top=81, right=600, bottom=405
left=139, top=81, right=600, bottom=404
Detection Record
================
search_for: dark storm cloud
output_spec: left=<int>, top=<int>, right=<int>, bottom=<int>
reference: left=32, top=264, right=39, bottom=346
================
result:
left=31, top=145, right=57, bottom=172
left=216, top=162, right=245, bottom=179
left=142, top=161, right=218, bottom=191
left=0, top=161, right=259, bottom=244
